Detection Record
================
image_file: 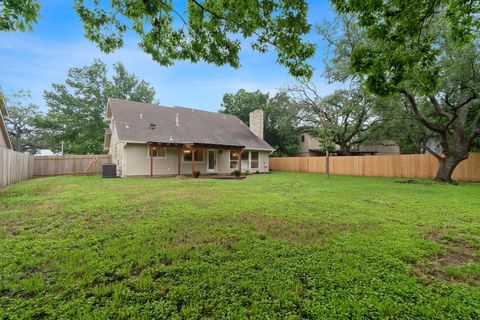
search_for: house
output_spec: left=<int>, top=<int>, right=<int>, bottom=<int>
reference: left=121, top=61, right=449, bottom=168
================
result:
left=297, top=132, right=400, bottom=156
left=0, top=87, right=13, bottom=149
left=104, top=99, right=274, bottom=177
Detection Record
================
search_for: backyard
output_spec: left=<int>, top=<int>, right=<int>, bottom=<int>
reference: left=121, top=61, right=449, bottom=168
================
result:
left=1, top=173, right=479, bottom=319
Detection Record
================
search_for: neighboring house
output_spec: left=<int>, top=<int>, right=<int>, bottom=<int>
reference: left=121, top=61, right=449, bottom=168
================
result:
left=423, top=137, right=442, bottom=154
left=104, top=99, right=274, bottom=177
left=0, top=87, right=13, bottom=149
left=297, top=132, right=400, bottom=156
left=36, top=149, right=58, bottom=156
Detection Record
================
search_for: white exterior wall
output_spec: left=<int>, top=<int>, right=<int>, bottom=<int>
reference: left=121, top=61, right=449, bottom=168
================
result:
left=122, top=144, right=271, bottom=176
left=111, top=143, right=124, bottom=176
left=216, top=149, right=231, bottom=174
left=108, top=123, right=125, bottom=176
left=0, top=127, right=9, bottom=149
left=123, top=144, right=207, bottom=176
left=219, top=149, right=270, bottom=173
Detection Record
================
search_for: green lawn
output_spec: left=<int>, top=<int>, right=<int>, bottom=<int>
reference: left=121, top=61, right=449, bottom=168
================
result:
left=1, top=173, right=479, bottom=319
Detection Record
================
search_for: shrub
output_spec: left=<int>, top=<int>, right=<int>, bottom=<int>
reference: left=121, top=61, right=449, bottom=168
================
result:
left=194, top=171, right=201, bottom=178
left=231, top=170, right=241, bottom=177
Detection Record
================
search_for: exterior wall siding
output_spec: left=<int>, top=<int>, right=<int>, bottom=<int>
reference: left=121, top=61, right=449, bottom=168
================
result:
left=122, top=143, right=270, bottom=176
left=108, top=125, right=125, bottom=176
left=297, top=133, right=320, bottom=156
left=0, top=112, right=11, bottom=149
left=0, top=129, right=9, bottom=149
left=297, top=133, right=400, bottom=156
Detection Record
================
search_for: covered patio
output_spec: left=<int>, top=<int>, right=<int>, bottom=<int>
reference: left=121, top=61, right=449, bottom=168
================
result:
left=147, top=141, right=246, bottom=178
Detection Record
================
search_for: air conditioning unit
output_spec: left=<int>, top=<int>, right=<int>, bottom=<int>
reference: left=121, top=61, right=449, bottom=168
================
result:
left=102, top=163, right=117, bottom=178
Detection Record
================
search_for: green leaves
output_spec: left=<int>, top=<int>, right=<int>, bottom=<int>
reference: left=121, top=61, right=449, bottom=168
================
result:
left=331, top=0, right=479, bottom=95
left=5, top=91, right=49, bottom=154
left=220, top=89, right=299, bottom=156
left=0, top=0, right=41, bottom=32
left=74, top=0, right=315, bottom=78
left=38, top=60, right=156, bottom=154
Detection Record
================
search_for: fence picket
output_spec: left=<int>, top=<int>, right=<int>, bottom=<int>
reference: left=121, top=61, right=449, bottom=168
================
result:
left=0, top=148, right=34, bottom=187
left=269, top=153, right=480, bottom=182
left=33, top=155, right=112, bottom=177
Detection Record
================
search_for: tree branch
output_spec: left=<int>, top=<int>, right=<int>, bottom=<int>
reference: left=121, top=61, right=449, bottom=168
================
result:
left=467, top=110, right=480, bottom=147
left=189, top=0, right=273, bottom=46
left=429, top=95, right=452, bottom=120
left=399, top=88, right=446, bottom=133
left=422, top=143, right=443, bottom=160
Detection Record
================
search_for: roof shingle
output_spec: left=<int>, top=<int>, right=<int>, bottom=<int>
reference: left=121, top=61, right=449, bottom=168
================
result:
left=107, top=98, right=274, bottom=150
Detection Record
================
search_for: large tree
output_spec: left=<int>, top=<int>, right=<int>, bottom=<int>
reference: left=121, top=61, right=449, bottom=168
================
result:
left=321, top=3, right=480, bottom=182
left=220, top=89, right=299, bottom=156
left=5, top=91, right=50, bottom=154
left=36, top=60, right=156, bottom=154
left=295, top=85, right=381, bottom=156
left=367, top=100, right=432, bottom=155
left=1, top=1, right=315, bottom=78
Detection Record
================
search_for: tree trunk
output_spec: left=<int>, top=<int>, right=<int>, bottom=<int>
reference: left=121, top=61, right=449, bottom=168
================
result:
left=15, top=135, right=22, bottom=152
left=337, top=145, right=351, bottom=156
left=434, top=153, right=469, bottom=183
left=325, top=149, right=330, bottom=178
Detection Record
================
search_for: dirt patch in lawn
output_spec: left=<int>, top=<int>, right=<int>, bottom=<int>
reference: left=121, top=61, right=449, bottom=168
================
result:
left=415, top=228, right=479, bottom=285
left=240, top=213, right=352, bottom=246
left=162, top=214, right=359, bottom=249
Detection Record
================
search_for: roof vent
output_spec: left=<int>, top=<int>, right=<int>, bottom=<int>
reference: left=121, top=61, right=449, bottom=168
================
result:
left=175, top=113, right=179, bottom=127
left=140, top=113, right=143, bottom=119
left=149, top=123, right=156, bottom=130
left=169, top=136, right=173, bottom=141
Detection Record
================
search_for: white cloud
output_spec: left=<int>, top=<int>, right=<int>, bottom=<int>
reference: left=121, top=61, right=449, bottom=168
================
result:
left=0, top=31, right=338, bottom=113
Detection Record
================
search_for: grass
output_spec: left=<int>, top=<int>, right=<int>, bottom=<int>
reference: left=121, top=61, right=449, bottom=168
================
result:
left=1, top=173, right=479, bottom=319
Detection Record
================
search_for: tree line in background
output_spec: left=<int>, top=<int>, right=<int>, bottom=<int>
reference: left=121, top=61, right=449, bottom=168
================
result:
left=6, top=60, right=156, bottom=154
left=2, top=0, right=479, bottom=182
left=7, top=62, right=438, bottom=159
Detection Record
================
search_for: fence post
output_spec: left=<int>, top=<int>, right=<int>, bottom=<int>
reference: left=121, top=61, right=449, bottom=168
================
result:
left=73, top=158, right=77, bottom=176
left=267, top=154, right=480, bottom=181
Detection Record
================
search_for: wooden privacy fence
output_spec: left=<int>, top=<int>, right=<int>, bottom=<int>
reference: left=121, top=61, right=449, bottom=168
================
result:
left=0, top=148, right=35, bottom=188
left=269, top=153, right=480, bottom=182
left=34, top=155, right=112, bottom=177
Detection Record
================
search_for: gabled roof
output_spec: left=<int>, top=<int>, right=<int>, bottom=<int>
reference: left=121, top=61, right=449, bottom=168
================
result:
left=106, top=98, right=274, bottom=151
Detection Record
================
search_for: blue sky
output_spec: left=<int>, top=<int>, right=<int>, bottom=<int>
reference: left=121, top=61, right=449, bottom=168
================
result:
left=0, top=0, right=339, bottom=112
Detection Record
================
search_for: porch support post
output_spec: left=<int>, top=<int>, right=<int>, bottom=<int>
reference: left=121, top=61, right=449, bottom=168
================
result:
left=149, top=143, right=154, bottom=178
left=191, top=147, right=196, bottom=177
left=177, top=147, right=182, bottom=175
left=238, top=148, right=245, bottom=177
left=186, top=144, right=195, bottom=177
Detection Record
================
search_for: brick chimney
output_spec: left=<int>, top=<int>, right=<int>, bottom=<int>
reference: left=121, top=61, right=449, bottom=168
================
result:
left=249, top=109, right=264, bottom=139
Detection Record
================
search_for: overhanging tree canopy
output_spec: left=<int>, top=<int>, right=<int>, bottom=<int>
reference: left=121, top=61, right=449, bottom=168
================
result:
left=73, top=0, right=315, bottom=78
left=327, top=1, right=480, bottom=182
left=2, top=1, right=315, bottom=78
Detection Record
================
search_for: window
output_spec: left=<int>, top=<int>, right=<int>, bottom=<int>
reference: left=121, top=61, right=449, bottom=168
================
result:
left=241, top=152, right=249, bottom=161
left=301, top=135, right=305, bottom=142
left=230, top=151, right=239, bottom=169
left=183, top=149, right=204, bottom=162
left=148, top=146, right=166, bottom=158
left=250, top=151, right=259, bottom=169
